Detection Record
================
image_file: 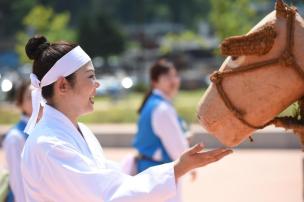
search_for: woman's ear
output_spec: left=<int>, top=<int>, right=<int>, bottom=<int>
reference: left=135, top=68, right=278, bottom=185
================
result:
left=55, top=76, right=70, bottom=95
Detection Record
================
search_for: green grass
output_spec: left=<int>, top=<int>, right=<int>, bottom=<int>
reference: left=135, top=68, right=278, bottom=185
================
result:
left=79, top=90, right=205, bottom=124
left=0, top=89, right=298, bottom=125
left=0, top=105, right=20, bottom=124
left=0, top=90, right=205, bottom=125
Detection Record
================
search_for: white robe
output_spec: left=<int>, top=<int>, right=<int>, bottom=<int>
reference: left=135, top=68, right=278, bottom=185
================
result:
left=21, top=105, right=177, bottom=202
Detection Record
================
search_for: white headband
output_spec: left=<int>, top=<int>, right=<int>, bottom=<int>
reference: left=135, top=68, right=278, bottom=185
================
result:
left=24, top=46, right=91, bottom=134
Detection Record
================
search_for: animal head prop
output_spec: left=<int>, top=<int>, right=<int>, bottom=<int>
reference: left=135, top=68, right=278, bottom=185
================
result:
left=197, top=0, right=304, bottom=147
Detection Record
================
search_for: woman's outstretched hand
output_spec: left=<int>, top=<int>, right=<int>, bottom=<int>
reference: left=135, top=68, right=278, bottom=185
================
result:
left=174, top=144, right=232, bottom=181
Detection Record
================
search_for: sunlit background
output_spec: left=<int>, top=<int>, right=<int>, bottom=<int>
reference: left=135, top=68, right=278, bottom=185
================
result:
left=0, top=0, right=304, bottom=201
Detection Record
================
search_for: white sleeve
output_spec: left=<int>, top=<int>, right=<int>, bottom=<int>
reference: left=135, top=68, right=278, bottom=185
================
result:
left=106, top=160, right=122, bottom=171
left=152, top=103, right=189, bottom=160
left=42, top=143, right=177, bottom=202
left=3, top=131, right=26, bottom=202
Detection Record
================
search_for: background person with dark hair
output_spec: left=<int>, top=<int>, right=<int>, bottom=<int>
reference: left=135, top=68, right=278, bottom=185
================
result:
left=133, top=59, right=196, bottom=202
left=3, top=80, right=32, bottom=202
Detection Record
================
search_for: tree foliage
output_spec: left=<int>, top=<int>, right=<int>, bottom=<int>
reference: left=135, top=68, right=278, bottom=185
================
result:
left=78, top=11, right=126, bottom=58
left=160, top=31, right=206, bottom=54
left=15, top=5, right=76, bottom=63
left=0, top=0, right=37, bottom=37
left=209, top=0, right=257, bottom=41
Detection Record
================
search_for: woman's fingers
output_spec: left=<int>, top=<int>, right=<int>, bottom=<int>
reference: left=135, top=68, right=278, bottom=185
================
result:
left=174, top=146, right=233, bottom=179
left=188, top=143, right=204, bottom=155
left=196, top=148, right=233, bottom=166
left=215, top=149, right=233, bottom=159
left=212, top=149, right=233, bottom=163
left=204, top=148, right=227, bottom=156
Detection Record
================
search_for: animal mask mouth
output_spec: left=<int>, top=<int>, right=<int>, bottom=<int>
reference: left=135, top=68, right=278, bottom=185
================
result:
left=220, top=24, right=277, bottom=57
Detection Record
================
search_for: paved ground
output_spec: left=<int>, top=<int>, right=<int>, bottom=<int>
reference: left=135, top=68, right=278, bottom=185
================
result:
left=0, top=148, right=302, bottom=202
left=0, top=122, right=303, bottom=202
left=94, top=148, right=303, bottom=202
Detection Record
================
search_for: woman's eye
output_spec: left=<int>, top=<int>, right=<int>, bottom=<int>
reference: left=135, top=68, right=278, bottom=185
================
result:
left=89, top=75, right=96, bottom=79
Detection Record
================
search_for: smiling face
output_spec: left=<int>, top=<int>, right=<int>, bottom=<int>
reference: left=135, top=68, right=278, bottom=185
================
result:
left=69, top=62, right=100, bottom=116
left=51, top=61, right=100, bottom=121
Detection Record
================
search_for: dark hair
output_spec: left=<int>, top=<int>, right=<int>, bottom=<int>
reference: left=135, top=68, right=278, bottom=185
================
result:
left=15, top=80, right=30, bottom=108
left=137, top=59, right=175, bottom=114
left=25, top=35, right=77, bottom=99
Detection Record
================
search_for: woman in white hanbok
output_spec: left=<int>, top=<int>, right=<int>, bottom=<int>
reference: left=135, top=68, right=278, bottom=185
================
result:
left=21, top=35, right=232, bottom=202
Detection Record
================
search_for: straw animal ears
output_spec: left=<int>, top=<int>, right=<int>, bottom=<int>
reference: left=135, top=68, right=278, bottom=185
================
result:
left=220, top=25, right=276, bottom=56
left=220, top=0, right=294, bottom=57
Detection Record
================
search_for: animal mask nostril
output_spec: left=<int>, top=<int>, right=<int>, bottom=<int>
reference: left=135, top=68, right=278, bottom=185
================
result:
left=231, top=56, right=238, bottom=61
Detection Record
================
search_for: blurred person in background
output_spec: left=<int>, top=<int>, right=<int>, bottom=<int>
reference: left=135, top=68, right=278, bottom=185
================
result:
left=133, top=59, right=195, bottom=202
left=3, top=80, right=32, bottom=202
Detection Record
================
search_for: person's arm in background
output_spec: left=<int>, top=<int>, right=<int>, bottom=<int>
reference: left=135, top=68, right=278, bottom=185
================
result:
left=152, top=103, right=198, bottom=181
left=3, top=130, right=26, bottom=202
left=152, top=103, right=189, bottom=160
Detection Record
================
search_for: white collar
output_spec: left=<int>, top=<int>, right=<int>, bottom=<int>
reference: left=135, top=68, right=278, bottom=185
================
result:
left=153, top=89, right=172, bottom=102
left=40, top=104, right=106, bottom=167
left=41, top=104, right=89, bottom=150
left=42, top=104, right=80, bottom=133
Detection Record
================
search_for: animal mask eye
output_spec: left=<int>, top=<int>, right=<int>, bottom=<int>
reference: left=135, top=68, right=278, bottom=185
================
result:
left=227, top=55, right=245, bottom=68
left=220, top=25, right=277, bottom=56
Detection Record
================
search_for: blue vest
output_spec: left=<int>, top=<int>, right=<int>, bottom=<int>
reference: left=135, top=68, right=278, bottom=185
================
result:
left=133, top=93, right=187, bottom=172
left=13, top=119, right=28, bottom=140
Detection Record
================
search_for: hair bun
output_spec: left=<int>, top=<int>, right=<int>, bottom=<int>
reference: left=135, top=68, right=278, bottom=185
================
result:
left=25, top=35, right=50, bottom=60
